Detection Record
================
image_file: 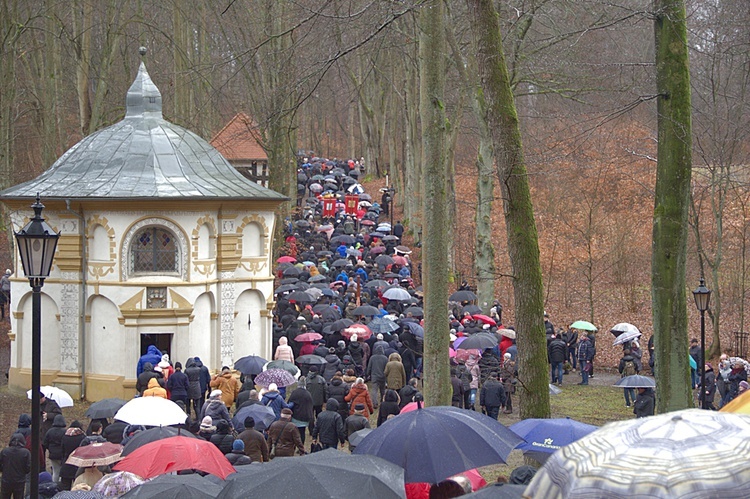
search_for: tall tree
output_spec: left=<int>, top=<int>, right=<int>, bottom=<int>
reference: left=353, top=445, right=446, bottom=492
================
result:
left=465, top=0, right=549, bottom=419
left=419, top=0, right=450, bottom=407
left=652, top=0, right=693, bottom=412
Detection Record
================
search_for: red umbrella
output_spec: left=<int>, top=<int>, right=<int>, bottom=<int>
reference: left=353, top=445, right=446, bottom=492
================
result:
left=66, top=442, right=123, bottom=467
left=369, top=246, right=386, bottom=255
left=472, top=314, right=497, bottom=326
left=276, top=256, right=297, bottom=264
left=392, top=255, right=408, bottom=266
left=294, top=332, right=323, bottom=342
left=342, top=324, right=373, bottom=340
left=113, top=436, right=235, bottom=479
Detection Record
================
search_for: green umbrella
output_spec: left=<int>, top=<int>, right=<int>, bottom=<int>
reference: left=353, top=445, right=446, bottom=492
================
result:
left=570, top=320, right=597, bottom=332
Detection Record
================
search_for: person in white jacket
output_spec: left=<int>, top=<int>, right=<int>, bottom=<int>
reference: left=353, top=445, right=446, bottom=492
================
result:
left=275, top=336, right=295, bottom=362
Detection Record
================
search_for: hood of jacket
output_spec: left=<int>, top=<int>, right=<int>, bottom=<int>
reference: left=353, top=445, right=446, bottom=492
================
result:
left=9, top=433, right=26, bottom=447
left=142, top=362, right=153, bottom=372
left=388, top=352, right=401, bottom=362
left=194, top=357, right=204, bottom=368
left=384, top=390, right=399, bottom=403
left=186, top=358, right=196, bottom=369
left=147, top=377, right=161, bottom=389
left=146, top=345, right=162, bottom=357
left=279, top=336, right=288, bottom=346
left=52, top=414, right=67, bottom=428
left=264, top=391, right=281, bottom=400
left=325, top=398, right=339, bottom=412
left=17, top=413, right=31, bottom=428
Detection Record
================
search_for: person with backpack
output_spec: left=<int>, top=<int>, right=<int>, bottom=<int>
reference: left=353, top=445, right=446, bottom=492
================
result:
left=618, top=348, right=639, bottom=407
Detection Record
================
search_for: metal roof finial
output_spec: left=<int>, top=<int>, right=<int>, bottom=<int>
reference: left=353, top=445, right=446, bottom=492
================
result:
left=139, top=46, right=147, bottom=57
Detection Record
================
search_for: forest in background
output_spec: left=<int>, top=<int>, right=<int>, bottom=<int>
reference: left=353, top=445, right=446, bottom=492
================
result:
left=0, top=0, right=748, bottom=367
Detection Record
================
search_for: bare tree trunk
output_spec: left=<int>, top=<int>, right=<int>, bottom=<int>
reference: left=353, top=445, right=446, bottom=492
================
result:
left=652, top=0, right=693, bottom=412
left=466, top=0, right=550, bottom=419
left=420, top=0, right=451, bottom=407
left=73, top=0, right=92, bottom=136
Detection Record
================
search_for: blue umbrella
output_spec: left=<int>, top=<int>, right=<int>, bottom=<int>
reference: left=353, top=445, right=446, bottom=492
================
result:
left=234, top=355, right=268, bottom=376
left=232, top=404, right=276, bottom=431
left=509, top=418, right=598, bottom=464
left=402, top=321, right=424, bottom=338
left=354, top=405, right=522, bottom=483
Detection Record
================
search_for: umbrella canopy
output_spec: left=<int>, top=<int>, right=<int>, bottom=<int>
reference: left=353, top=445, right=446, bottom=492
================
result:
left=286, top=291, right=314, bottom=303
left=121, top=473, right=222, bottom=499
left=472, top=314, right=496, bottom=326
left=394, top=245, right=412, bottom=255
left=114, top=398, right=188, bottom=426
left=463, top=483, right=526, bottom=498
left=114, top=436, right=235, bottom=480
left=294, top=332, right=323, bottom=343
left=342, top=323, right=373, bottom=340
left=28, top=386, right=74, bottom=408
left=309, top=274, right=330, bottom=283
left=450, top=290, right=477, bottom=302
left=122, top=426, right=198, bottom=457
left=254, top=368, right=297, bottom=388
left=85, top=398, right=127, bottom=420
left=365, top=279, right=390, bottom=289
left=402, top=321, right=424, bottom=338
left=329, top=318, right=355, bottom=332
left=509, top=418, right=599, bottom=464
left=614, top=374, right=656, bottom=389
left=549, top=384, right=562, bottom=395
left=612, top=328, right=643, bottom=346
left=355, top=405, right=523, bottom=484
left=93, top=471, right=145, bottom=498
left=404, top=306, right=424, bottom=318
left=462, top=304, right=482, bottom=315
left=66, top=442, right=123, bottom=467
left=456, top=333, right=498, bottom=351
left=331, top=258, right=350, bottom=268
left=375, top=254, right=394, bottom=267
left=351, top=304, right=381, bottom=316
left=296, top=354, right=328, bottom=366
left=720, top=389, right=750, bottom=414
left=282, top=266, right=302, bottom=277
left=274, top=283, right=299, bottom=295
left=498, top=329, right=516, bottom=339
left=392, top=255, right=408, bottom=266
left=331, top=235, right=356, bottom=245
left=525, top=409, right=750, bottom=498
left=383, top=287, right=412, bottom=301
left=232, top=404, right=276, bottom=432
left=276, top=256, right=296, bottom=264
left=367, top=317, right=400, bottom=334
left=52, top=492, right=107, bottom=499
left=233, top=355, right=268, bottom=376
left=570, top=320, right=597, bottom=331
left=263, top=360, right=300, bottom=377
left=348, top=428, right=374, bottom=447
left=217, top=448, right=404, bottom=499
left=369, top=246, right=386, bottom=255
left=610, top=322, right=640, bottom=336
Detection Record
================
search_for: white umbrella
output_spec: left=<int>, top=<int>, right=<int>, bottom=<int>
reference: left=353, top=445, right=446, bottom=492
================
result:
left=27, top=386, right=74, bottom=408
left=382, top=287, right=412, bottom=301
left=613, top=330, right=643, bottom=346
left=526, top=409, right=750, bottom=498
left=498, top=328, right=516, bottom=339
left=611, top=322, right=642, bottom=345
left=114, top=397, right=188, bottom=426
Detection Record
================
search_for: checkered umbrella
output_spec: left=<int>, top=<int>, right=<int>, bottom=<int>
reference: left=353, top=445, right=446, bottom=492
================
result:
left=525, top=409, right=750, bottom=498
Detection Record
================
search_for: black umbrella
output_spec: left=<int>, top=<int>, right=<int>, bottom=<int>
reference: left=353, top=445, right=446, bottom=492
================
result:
left=294, top=220, right=311, bottom=229
left=348, top=428, right=374, bottom=448
left=121, top=427, right=197, bottom=456
left=331, top=235, right=356, bottom=245
left=274, top=284, right=299, bottom=295
left=85, top=398, right=127, bottom=420
left=450, top=290, right=478, bottom=302
left=316, top=251, right=333, bottom=258
left=364, top=279, right=390, bottom=289
left=351, top=305, right=380, bottom=316
left=331, top=258, right=350, bottom=268
left=456, top=332, right=498, bottom=350
left=234, top=355, right=268, bottom=376
left=404, top=306, right=424, bottom=318
left=296, top=355, right=328, bottom=366
left=286, top=291, right=315, bottom=303
left=330, top=318, right=354, bottom=332
left=312, top=303, right=331, bottom=314
left=321, top=307, right=342, bottom=322
left=367, top=317, right=400, bottom=334
left=282, top=266, right=302, bottom=277
left=462, top=304, right=483, bottom=315
left=122, top=473, right=222, bottom=498
left=374, top=255, right=395, bottom=267
left=217, top=449, right=404, bottom=499
left=280, top=277, right=300, bottom=285
left=463, top=483, right=527, bottom=498
left=308, top=274, right=329, bottom=283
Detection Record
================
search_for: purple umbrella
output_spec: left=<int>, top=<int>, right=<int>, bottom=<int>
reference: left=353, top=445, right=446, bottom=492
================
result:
left=254, top=368, right=297, bottom=388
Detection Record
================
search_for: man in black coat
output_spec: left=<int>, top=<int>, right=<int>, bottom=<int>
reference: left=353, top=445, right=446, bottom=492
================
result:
left=0, top=433, right=30, bottom=499
left=167, top=362, right=190, bottom=407
left=548, top=334, right=568, bottom=385
left=564, top=328, right=579, bottom=371
left=479, top=373, right=506, bottom=420
left=135, top=362, right=161, bottom=395
left=365, top=346, right=389, bottom=408
left=304, top=366, right=328, bottom=423
left=311, top=398, right=346, bottom=450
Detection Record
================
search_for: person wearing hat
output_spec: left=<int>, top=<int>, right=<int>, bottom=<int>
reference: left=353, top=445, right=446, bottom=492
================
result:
left=345, top=378, right=374, bottom=417
left=311, top=399, right=346, bottom=450
left=200, top=389, right=231, bottom=425
left=209, top=420, right=235, bottom=455
left=37, top=471, right=60, bottom=498
left=0, top=269, right=10, bottom=320
left=210, top=366, right=241, bottom=409
left=479, top=372, right=506, bottom=420
left=266, top=408, right=305, bottom=457
left=198, top=416, right=217, bottom=440
left=274, top=336, right=295, bottom=362
left=633, top=387, right=655, bottom=418
left=225, top=439, right=252, bottom=466
left=345, top=403, right=371, bottom=451
left=0, top=433, right=30, bottom=498
left=238, top=417, right=269, bottom=463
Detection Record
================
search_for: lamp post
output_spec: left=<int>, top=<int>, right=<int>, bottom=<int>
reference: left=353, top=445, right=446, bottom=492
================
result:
left=14, top=194, right=59, bottom=499
left=692, top=278, right=711, bottom=409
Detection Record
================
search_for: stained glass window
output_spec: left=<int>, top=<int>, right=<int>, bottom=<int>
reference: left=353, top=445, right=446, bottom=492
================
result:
left=131, top=227, right=178, bottom=273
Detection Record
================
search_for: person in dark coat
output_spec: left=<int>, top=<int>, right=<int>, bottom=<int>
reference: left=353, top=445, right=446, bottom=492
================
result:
left=37, top=471, right=60, bottom=498
left=398, top=378, right=420, bottom=409
left=547, top=334, right=567, bottom=385
left=633, top=387, right=655, bottom=418
left=479, top=373, right=506, bottom=420
left=577, top=334, right=594, bottom=385
left=450, top=368, right=464, bottom=408
left=137, top=345, right=163, bottom=376
left=322, top=349, right=342, bottom=381
left=136, top=362, right=160, bottom=395
left=236, top=390, right=260, bottom=412
left=42, top=414, right=66, bottom=483
left=260, top=384, right=291, bottom=421
left=727, top=360, right=748, bottom=402
left=398, top=344, right=417, bottom=380
left=194, top=357, right=212, bottom=408
left=287, top=386, right=314, bottom=445
left=304, top=366, right=328, bottom=422
left=238, top=417, right=269, bottom=463
left=564, top=327, right=578, bottom=370
left=102, top=419, right=127, bottom=445
left=327, top=373, right=350, bottom=422
left=377, top=389, right=401, bottom=427
left=59, top=421, right=85, bottom=491
left=167, top=362, right=190, bottom=407
left=266, top=409, right=305, bottom=457
left=225, top=439, right=252, bottom=466
left=200, top=390, right=231, bottom=425
left=478, top=349, right=501, bottom=384
left=184, top=358, right=203, bottom=419
left=39, top=393, right=62, bottom=440
left=345, top=404, right=371, bottom=451
left=366, top=345, right=389, bottom=408
left=703, top=363, right=717, bottom=410
left=209, top=420, right=235, bottom=455
left=0, top=433, right=30, bottom=499
left=311, top=399, right=346, bottom=450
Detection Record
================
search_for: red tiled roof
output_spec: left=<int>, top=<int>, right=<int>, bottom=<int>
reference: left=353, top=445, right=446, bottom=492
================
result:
left=210, top=113, right=267, bottom=161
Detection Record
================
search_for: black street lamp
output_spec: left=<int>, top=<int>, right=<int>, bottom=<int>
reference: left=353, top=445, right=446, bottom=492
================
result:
left=692, top=277, right=711, bottom=409
left=14, top=194, right=59, bottom=499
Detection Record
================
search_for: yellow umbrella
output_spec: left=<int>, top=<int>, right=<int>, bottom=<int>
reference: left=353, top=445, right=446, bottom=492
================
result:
left=719, top=389, right=750, bottom=414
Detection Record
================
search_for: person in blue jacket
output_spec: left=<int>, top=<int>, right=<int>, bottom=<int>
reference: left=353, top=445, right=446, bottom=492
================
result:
left=137, top=345, right=163, bottom=377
